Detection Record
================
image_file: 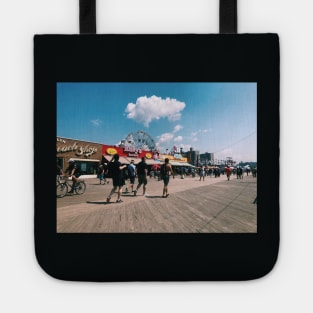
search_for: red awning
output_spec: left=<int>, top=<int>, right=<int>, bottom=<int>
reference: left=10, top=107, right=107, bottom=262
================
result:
left=103, top=155, right=162, bottom=165
left=103, top=155, right=131, bottom=164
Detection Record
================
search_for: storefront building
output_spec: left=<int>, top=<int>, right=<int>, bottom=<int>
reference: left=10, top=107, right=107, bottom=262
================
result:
left=102, top=144, right=160, bottom=165
left=56, top=137, right=102, bottom=178
left=57, top=137, right=195, bottom=178
left=102, top=144, right=192, bottom=167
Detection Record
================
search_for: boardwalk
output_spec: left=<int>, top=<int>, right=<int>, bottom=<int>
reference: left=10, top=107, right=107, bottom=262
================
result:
left=57, top=174, right=257, bottom=233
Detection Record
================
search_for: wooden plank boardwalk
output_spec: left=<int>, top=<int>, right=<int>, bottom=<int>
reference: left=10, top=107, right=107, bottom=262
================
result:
left=57, top=175, right=257, bottom=233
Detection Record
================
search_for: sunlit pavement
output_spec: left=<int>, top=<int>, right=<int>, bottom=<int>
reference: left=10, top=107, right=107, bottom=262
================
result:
left=57, top=174, right=257, bottom=233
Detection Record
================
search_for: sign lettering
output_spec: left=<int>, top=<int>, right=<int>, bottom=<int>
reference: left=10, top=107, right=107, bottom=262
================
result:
left=57, top=142, right=97, bottom=157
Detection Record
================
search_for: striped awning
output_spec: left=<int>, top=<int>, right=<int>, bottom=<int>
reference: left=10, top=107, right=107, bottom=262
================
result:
left=169, top=161, right=195, bottom=167
left=145, top=159, right=161, bottom=165
left=103, top=155, right=162, bottom=165
left=103, top=155, right=131, bottom=164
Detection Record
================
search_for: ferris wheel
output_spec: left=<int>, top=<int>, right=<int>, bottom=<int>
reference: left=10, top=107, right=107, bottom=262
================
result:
left=124, top=130, right=156, bottom=151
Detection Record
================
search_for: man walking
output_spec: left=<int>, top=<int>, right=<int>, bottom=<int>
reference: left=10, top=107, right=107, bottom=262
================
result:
left=226, top=165, right=232, bottom=181
left=161, top=158, right=175, bottom=198
left=133, top=157, right=148, bottom=196
left=127, top=160, right=136, bottom=192
left=199, top=165, right=205, bottom=181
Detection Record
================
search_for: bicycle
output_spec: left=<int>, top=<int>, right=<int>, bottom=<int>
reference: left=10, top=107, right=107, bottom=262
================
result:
left=56, top=175, right=86, bottom=198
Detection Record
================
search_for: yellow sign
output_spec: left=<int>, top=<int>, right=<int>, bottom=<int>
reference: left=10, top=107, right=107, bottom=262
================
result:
left=160, top=154, right=174, bottom=160
left=106, top=147, right=118, bottom=155
left=145, top=153, right=152, bottom=159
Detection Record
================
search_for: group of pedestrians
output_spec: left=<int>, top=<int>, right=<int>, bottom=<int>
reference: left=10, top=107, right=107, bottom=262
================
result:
left=58, top=157, right=252, bottom=202
left=103, top=157, right=244, bottom=203
left=105, top=154, right=175, bottom=203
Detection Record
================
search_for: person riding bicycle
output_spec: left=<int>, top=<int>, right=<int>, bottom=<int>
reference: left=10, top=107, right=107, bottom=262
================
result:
left=56, top=162, right=64, bottom=183
left=66, top=159, right=81, bottom=193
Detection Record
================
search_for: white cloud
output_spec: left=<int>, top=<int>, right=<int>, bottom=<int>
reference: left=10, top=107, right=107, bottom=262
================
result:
left=90, top=119, right=102, bottom=127
left=174, top=136, right=183, bottom=142
left=173, top=124, right=183, bottom=133
left=179, top=144, right=192, bottom=152
left=157, top=133, right=174, bottom=144
left=156, top=124, right=185, bottom=151
left=125, top=95, right=186, bottom=127
left=156, top=134, right=195, bottom=153
left=190, top=129, right=209, bottom=142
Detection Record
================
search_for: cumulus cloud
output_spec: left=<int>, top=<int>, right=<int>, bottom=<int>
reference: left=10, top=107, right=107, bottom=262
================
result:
left=173, top=124, right=183, bottom=133
left=174, top=136, right=183, bottom=142
left=157, top=133, right=174, bottom=144
left=125, top=95, right=186, bottom=127
left=156, top=134, right=193, bottom=153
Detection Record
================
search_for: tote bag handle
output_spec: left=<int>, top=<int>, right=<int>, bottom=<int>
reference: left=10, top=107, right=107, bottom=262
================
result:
left=79, top=0, right=237, bottom=34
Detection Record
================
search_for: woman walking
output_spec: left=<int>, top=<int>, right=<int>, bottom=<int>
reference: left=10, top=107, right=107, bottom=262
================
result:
left=106, top=154, right=127, bottom=203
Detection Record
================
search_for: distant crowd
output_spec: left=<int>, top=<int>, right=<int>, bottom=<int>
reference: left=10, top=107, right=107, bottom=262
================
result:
left=57, top=157, right=257, bottom=202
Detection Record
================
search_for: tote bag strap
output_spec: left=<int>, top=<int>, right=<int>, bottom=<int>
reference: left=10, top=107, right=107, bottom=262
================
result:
left=219, top=0, right=237, bottom=33
left=79, top=0, right=237, bottom=34
left=79, top=0, right=96, bottom=34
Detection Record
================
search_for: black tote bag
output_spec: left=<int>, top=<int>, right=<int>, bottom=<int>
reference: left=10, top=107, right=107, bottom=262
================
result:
left=34, top=0, right=279, bottom=281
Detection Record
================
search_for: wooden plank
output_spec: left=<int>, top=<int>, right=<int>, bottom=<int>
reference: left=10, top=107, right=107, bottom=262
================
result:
left=57, top=176, right=257, bottom=233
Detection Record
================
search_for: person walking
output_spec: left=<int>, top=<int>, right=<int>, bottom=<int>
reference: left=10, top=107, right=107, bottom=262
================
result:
left=106, top=154, right=127, bottom=203
left=199, top=166, right=205, bottom=181
left=236, top=166, right=243, bottom=179
left=226, top=165, right=232, bottom=181
left=127, top=160, right=136, bottom=192
left=161, top=158, right=175, bottom=198
left=98, top=164, right=105, bottom=184
left=133, top=157, right=148, bottom=196
left=102, top=163, right=109, bottom=184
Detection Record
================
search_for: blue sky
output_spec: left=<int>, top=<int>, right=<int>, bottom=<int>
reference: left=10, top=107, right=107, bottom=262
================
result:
left=57, top=82, right=257, bottom=162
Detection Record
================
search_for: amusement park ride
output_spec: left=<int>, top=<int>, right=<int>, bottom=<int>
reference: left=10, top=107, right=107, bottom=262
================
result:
left=121, top=130, right=157, bottom=151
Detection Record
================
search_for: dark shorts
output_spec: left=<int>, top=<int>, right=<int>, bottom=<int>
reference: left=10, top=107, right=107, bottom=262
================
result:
left=163, top=175, right=170, bottom=186
left=129, top=175, right=135, bottom=184
left=138, top=174, right=147, bottom=185
left=74, top=173, right=81, bottom=178
left=112, top=176, right=125, bottom=187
